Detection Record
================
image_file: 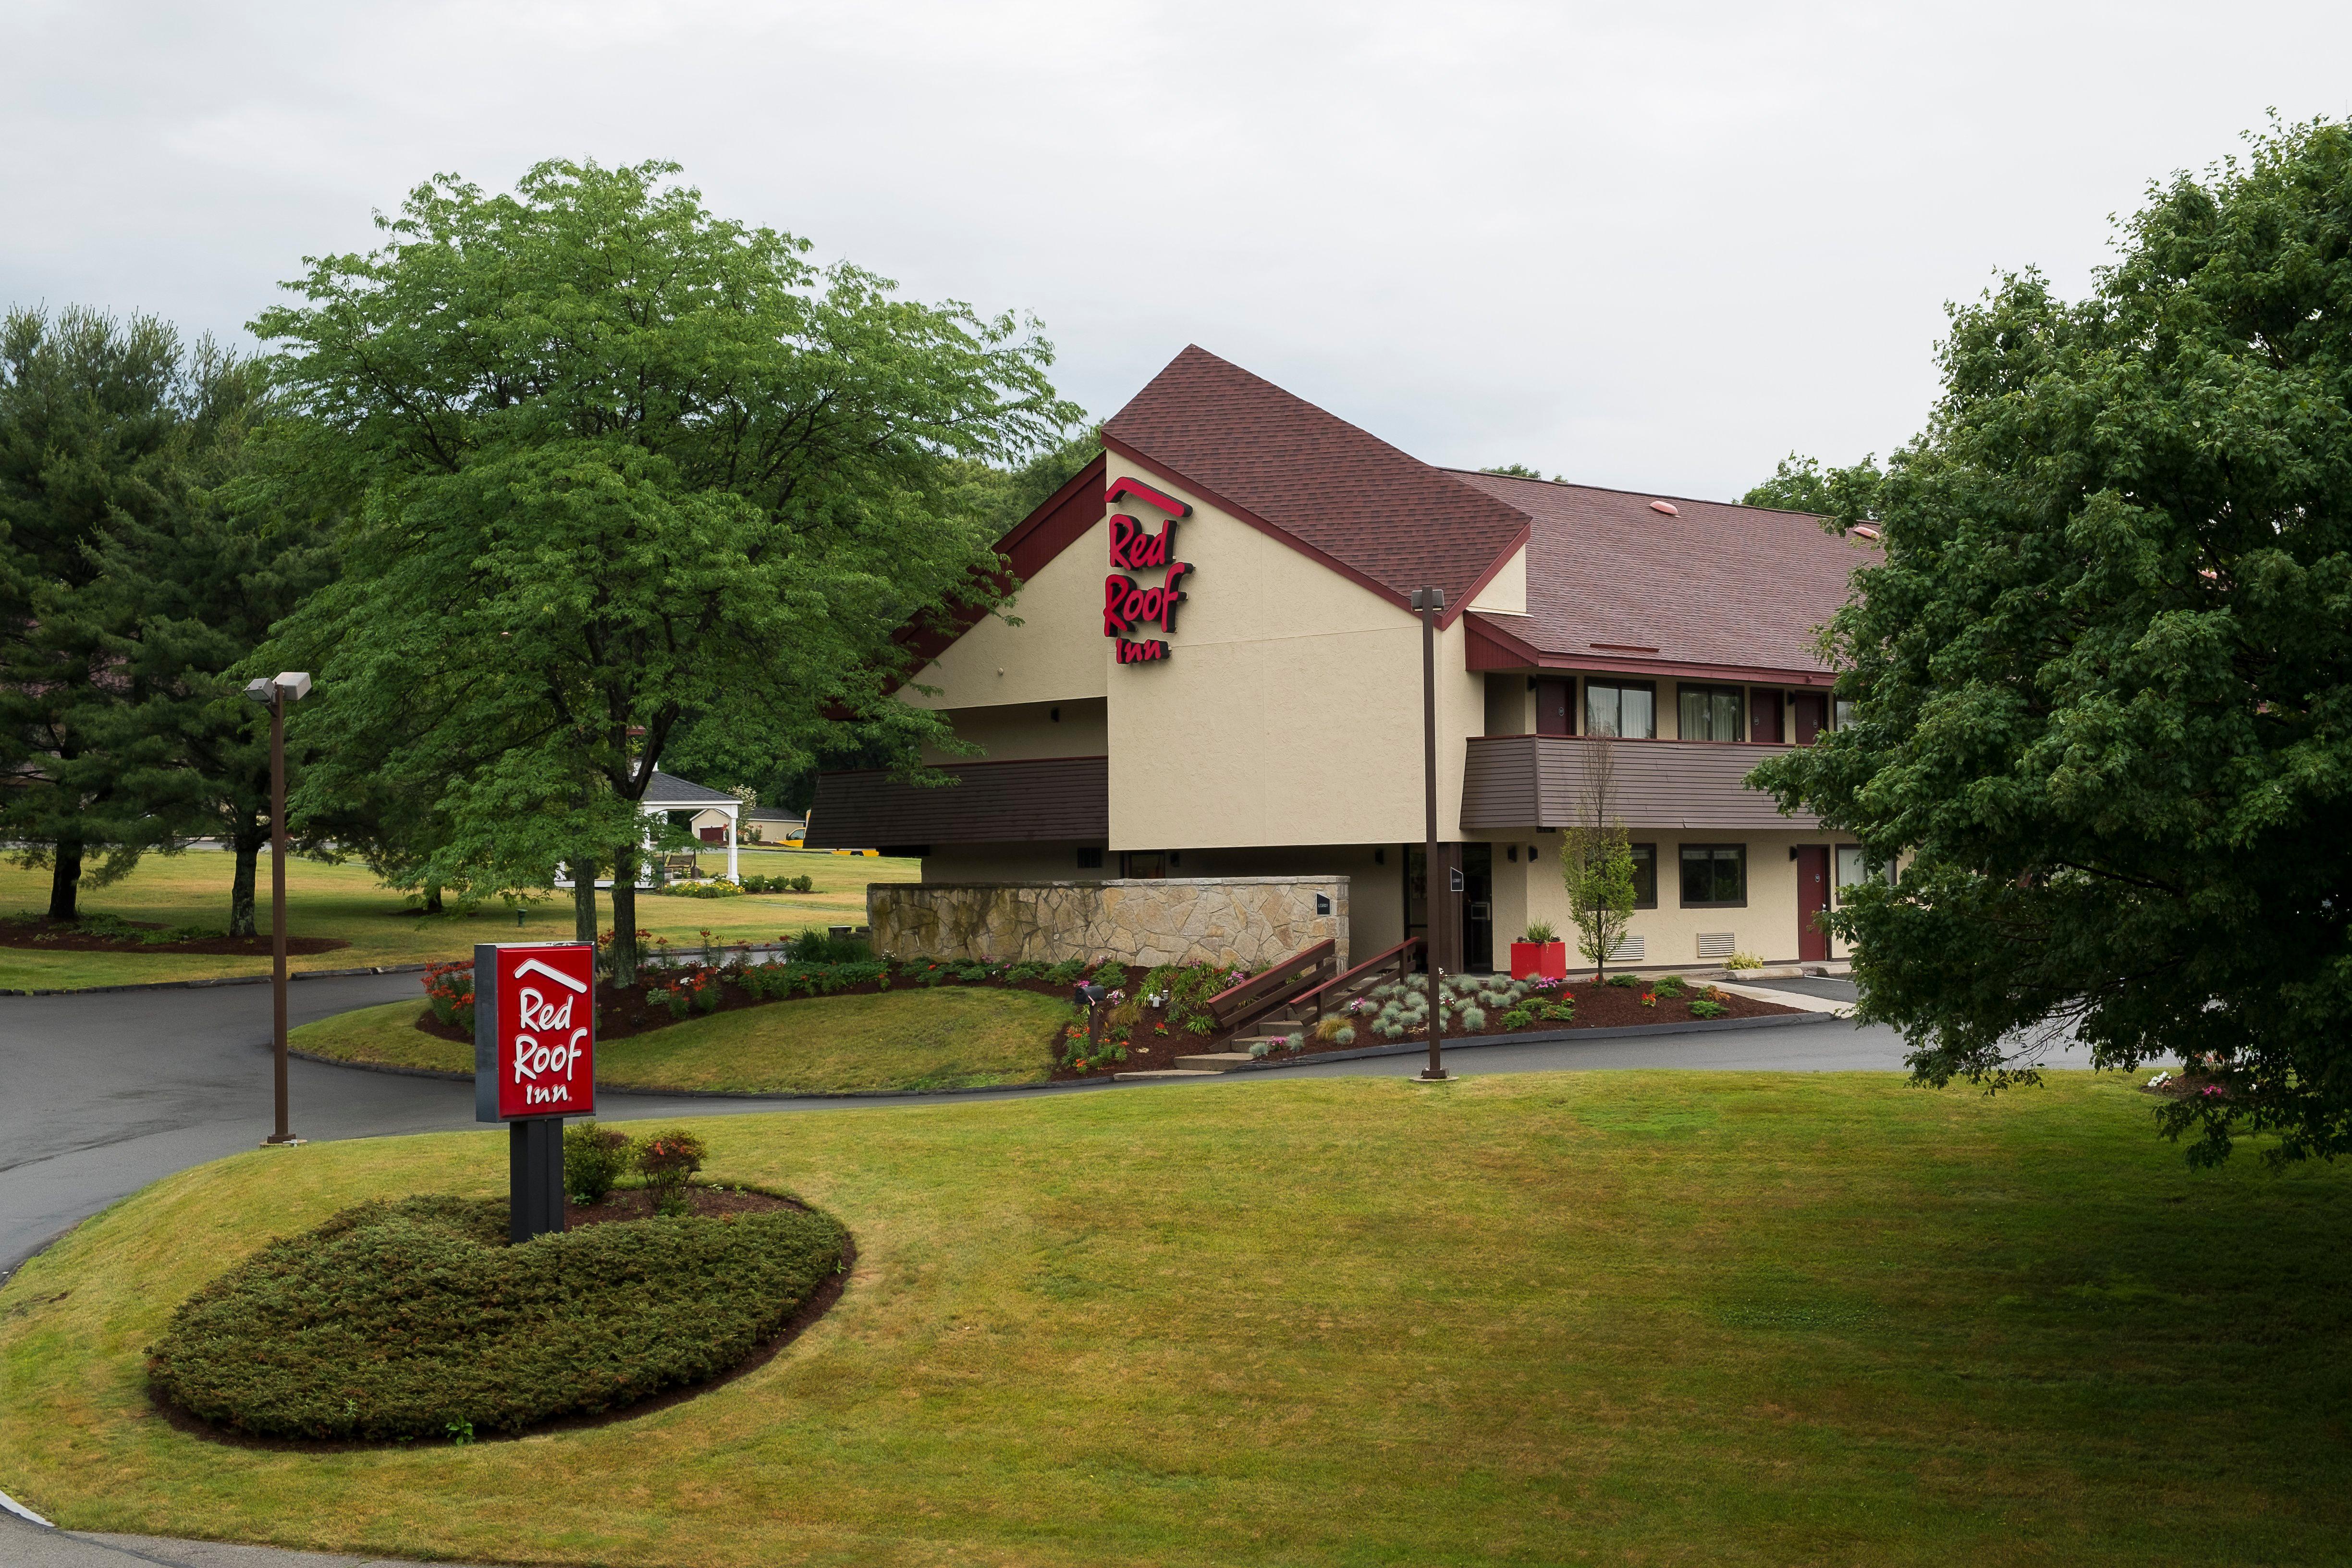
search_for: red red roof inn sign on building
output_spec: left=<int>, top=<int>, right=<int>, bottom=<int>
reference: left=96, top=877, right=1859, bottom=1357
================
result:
left=474, top=942, right=597, bottom=1242
left=1102, top=476, right=1192, bottom=662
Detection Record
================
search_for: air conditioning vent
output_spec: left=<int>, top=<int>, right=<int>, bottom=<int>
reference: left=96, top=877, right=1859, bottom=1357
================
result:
left=1608, top=935, right=1645, bottom=963
left=1697, top=932, right=1736, bottom=960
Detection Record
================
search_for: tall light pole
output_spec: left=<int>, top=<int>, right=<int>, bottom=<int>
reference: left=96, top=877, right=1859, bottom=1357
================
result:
left=1410, top=586, right=1449, bottom=1082
left=244, top=671, right=312, bottom=1146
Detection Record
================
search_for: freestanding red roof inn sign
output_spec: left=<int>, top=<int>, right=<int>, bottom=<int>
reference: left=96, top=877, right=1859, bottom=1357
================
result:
left=1102, top=476, right=1192, bottom=663
left=474, top=941, right=597, bottom=1241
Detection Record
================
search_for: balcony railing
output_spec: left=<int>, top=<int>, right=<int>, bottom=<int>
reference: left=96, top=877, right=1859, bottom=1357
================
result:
left=1460, top=735, right=1819, bottom=833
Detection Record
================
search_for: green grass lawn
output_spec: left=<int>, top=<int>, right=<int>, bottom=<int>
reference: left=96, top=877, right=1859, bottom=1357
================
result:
left=2, top=1072, right=2347, bottom=1566
left=0, top=847, right=918, bottom=991
left=293, top=987, right=1063, bottom=1093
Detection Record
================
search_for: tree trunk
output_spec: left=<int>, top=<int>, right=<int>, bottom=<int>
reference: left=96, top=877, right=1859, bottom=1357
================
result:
left=229, top=836, right=261, bottom=938
left=48, top=840, right=84, bottom=923
left=423, top=884, right=443, bottom=915
left=573, top=852, right=597, bottom=944
left=610, top=841, right=638, bottom=987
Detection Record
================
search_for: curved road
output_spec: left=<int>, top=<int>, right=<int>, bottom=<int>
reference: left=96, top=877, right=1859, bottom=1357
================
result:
left=0, top=969, right=2084, bottom=1567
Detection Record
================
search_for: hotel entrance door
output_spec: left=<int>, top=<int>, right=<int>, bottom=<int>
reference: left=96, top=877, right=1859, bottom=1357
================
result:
left=1462, top=842, right=1493, bottom=972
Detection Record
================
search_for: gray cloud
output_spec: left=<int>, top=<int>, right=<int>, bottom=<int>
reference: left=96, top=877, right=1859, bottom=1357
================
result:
left=6, top=0, right=2345, bottom=498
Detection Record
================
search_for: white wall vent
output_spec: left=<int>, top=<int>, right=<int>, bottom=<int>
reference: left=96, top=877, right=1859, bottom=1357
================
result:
left=1608, top=935, right=1645, bottom=963
left=1696, top=932, right=1736, bottom=960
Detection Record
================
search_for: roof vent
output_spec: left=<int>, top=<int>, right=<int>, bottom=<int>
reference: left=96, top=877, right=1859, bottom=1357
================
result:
left=1649, top=501, right=1678, bottom=516
left=1852, top=524, right=1882, bottom=541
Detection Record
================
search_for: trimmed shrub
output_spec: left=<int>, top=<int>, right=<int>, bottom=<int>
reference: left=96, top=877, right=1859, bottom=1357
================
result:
left=1043, top=959, right=1088, bottom=987
left=147, top=1196, right=845, bottom=1441
left=786, top=928, right=870, bottom=965
left=422, top=962, right=475, bottom=1033
left=1092, top=960, right=1130, bottom=991
left=636, top=1129, right=709, bottom=1215
left=1501, top=1006, right=1537, bottom=1031
left=1605, top=973, right=1642, bottom=988
left=1688, top=999, right=1729, bottom=1019
left=562, top=1121, right=632, bottom=1204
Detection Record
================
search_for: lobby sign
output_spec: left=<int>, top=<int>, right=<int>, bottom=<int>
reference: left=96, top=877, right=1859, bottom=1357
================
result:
left=473, top=942, right=597, bottom=1122
left=1102, top=476, right=1193, bottom=662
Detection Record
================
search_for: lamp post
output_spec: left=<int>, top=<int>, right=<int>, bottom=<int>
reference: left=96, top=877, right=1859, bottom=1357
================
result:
left=243, top=671, right=312, bottom=1146
left=1410, top=586, right=1449, bottom=1082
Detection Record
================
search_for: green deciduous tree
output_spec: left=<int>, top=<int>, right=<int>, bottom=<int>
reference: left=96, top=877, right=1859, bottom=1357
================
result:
left=259, top=159, right=1078, bottom=983
left=1560, top=742, right=1635, bottom=977
left=1742, top=453, right=1883, bottom=518
left=1751, top=117, right=2352, bottom=1165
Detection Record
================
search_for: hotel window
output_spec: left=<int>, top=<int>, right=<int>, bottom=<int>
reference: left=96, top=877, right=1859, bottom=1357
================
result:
left=1834, top=845, right=1893, bottom=902
left=1679, top=844, right=1747, bottom=907
left=1678, top=684, right=1746, bottom=742
left=1585, top=680, right=1655, bottom=738
left=1630, top=842, right=1657, bottom=909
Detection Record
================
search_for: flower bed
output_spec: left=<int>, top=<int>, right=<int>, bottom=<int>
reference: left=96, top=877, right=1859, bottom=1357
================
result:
left=405, top=944, right=1803, bottom=1083
left=146, top=1189, right=848, bottom=1444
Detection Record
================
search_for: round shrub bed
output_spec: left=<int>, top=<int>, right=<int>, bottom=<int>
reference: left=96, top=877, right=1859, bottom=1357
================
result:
left=146, top=1192, right=848, bottom=1442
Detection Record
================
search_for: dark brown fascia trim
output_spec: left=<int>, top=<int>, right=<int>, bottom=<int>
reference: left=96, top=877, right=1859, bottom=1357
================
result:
left=1464, top=611, right=1838, bottom=688
left=1438, top=518, right=1534, bottom=631
left=997, top=450, right=1110, bottom=571
left=883, top=452, right=1108, bottom=693
left=1103, top=435, right=1434, bottom=621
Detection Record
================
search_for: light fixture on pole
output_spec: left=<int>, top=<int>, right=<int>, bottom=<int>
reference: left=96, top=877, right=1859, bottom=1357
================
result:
left=243, top=671, right=312, bottom=1146
left=1409, top=586, right=1449, bottom=1082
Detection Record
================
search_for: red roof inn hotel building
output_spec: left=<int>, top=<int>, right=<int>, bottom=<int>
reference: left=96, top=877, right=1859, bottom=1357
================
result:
left=809, top=347, right=1879, bottom=976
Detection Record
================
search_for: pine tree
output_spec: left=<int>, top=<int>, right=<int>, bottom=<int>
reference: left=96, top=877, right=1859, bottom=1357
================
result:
left=0, top=307, right=190, bottom=920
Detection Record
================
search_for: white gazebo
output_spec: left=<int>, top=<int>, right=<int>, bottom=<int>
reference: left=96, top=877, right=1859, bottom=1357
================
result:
left=639, top=770, right=741, bottom=882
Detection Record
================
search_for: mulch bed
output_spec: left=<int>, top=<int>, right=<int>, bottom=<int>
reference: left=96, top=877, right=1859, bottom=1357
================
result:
left=406, top=962, right=1805, bottom=1085
left=0, top=916, right=350, bottom=956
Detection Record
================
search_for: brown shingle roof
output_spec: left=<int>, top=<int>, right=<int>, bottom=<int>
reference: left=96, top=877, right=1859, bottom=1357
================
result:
left=1448, top=472, right=1877, bottom=679
left=1102, top=346, right=1530, bottom=616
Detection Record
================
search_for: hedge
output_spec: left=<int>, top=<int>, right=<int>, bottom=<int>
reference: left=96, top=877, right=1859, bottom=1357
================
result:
left=147, top=1194, right=846, bottom=1441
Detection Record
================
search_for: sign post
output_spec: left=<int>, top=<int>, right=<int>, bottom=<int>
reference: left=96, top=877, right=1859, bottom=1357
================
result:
left=474, top=942, right=598, bottom=1243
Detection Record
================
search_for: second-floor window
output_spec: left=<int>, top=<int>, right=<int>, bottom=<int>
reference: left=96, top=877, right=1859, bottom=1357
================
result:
left=1586, top=680, right=1655, bottom=738
left=1679, top=684, right=1746, bottom=741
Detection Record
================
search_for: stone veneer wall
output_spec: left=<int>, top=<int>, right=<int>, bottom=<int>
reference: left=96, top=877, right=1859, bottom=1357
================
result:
left=868, top=876, right=1349, bottom=971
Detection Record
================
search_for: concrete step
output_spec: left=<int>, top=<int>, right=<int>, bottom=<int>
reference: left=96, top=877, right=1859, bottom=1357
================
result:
left=1111, top=1068, right=1227, bottom=1080
left=1174, top=1052, right=1259, bottom=1071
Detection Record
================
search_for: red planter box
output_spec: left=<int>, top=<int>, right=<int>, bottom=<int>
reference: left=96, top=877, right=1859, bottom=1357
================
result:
left=1509, top=941, right=1568, bottom=981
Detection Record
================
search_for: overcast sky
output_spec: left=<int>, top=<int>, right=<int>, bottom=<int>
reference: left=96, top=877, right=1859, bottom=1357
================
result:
left=6, top=0, right=2347, bottom=501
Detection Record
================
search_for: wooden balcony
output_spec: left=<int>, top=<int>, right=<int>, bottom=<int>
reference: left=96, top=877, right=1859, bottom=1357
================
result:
left=1459, top=735, right=1820, bottom=833
left=806, top=756, right=1108, bottom=850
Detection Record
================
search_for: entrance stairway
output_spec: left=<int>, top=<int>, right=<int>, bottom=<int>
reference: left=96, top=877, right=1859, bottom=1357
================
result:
left=1113, top=937, right=1421, bottom=1080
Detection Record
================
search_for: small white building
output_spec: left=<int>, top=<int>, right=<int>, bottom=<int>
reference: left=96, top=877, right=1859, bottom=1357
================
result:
left=640, top=771, right=741, bottom=882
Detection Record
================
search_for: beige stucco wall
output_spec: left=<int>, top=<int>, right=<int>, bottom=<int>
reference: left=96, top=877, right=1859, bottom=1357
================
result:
left=1498, top=825, right=1856, bottom=968
left=896, top=466, right=1498, bottom=854
left=919, top=698, right=1107, bottom=767
left=1091, top=468, right=1483, bottom=850
left=869, top=875, right=1350, bottom=969
left=904, top=516, right=1111, bottom=710
left=1468, top=542, right=1526, bottom=615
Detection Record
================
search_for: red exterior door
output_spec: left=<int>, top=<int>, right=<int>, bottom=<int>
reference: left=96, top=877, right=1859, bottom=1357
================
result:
left=1791, top=693, right=1827, bottom=746
left=1796, top=845, right=1830, bottom=962
left=1535, top=678, right=1574, bottom=735
left=1749, top=688, right=1784, bottom=743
